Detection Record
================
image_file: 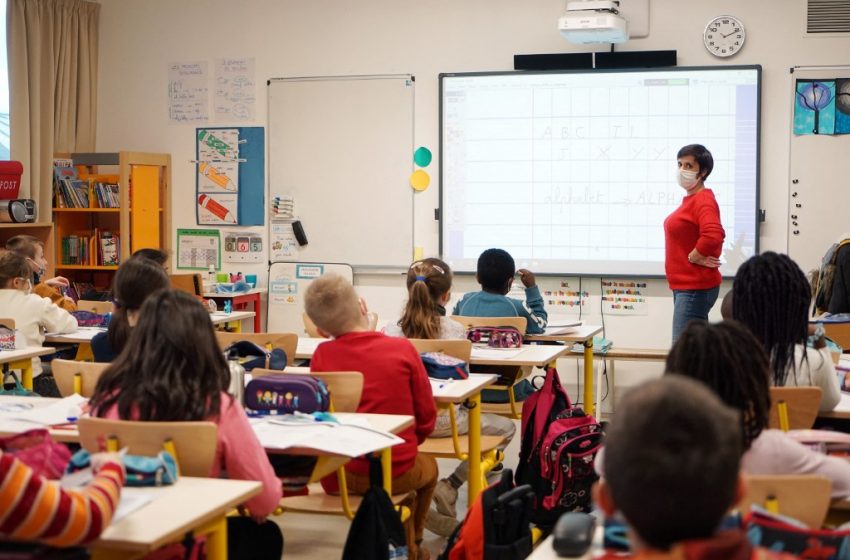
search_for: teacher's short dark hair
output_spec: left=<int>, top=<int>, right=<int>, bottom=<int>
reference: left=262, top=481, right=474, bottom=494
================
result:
left=677, top=144, right=714, bottom=181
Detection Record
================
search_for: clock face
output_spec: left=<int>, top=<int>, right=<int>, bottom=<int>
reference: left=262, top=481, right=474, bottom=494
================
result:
left=704, top=15, right=746, bottom=58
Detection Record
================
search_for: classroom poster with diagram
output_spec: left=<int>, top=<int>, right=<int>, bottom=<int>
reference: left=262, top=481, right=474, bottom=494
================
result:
left=195, top=127, right=265, bottom=226
left=224, top=231, right=264, bottom=263
left=214, top=57, right=256, bottom=122
left=601, top=280, right=648, bottom=315
left=177, top=229, right=221, bottom=270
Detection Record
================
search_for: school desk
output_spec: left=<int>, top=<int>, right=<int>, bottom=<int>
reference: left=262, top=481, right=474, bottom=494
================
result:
left=209, top=310, right=256, bottom=333
left=89, top=477, right=261, bottom=560
left=0, top=346, right=56, bottom=390
left=525, top=325, right=603, bottom=416
left=818, top=392, right=850, bottom=420
left=203, top=288, right=264, bottom=332
left=0, top=395, right=86, bottom=443
left=426, top=373, right=499, bottom=504
left=44, top=327, right=104, bottom=360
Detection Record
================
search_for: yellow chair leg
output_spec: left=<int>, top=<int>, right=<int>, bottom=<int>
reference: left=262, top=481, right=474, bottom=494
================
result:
left=163, top=438, right=181, bottom=476
left=9, top=359, right=33, bottom=390
left=467, top=393, right=483, bottom=503
left=73, top=372, right=82, bottom=395
left=337, top=466, right=355, bottom=520
left=195, top=516, right=228, bottom=560
left=777, top=401, right=790, bottom=432
left=447, top=402, right=469, bottom=460
left=583, top=338, right=595, bottom=416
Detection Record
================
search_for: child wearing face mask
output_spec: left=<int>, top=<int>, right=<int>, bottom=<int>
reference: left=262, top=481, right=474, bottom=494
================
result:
left=664, top=144, right=725, bottom=343
left=0, top=251, right=78, bottom=394
left=5, top=235, right=76, bottom=311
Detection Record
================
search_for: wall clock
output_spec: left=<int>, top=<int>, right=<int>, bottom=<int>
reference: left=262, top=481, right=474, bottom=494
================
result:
left=704, top=15, right=746, bottom=58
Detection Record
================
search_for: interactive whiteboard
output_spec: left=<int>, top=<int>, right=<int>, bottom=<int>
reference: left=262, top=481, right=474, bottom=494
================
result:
left=440, top=66, right=761, bottom=277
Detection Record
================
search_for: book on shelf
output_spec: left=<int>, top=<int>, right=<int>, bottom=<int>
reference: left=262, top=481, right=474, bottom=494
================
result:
left=61, top=229, right=119, bottom=266
left=93, top=182, right=120, bottom=208
left=99, top=232, right=119, bottom=265
left=54, top=178, right=91, bottom=209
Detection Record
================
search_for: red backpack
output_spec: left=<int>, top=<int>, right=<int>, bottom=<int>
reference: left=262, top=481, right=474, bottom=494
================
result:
left=515, top=366, right=604, bottom=527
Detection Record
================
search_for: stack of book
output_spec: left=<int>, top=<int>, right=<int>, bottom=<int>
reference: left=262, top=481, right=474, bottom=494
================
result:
left=60, top=229, right=120, bottom=266
left=93, top=182, right=120, bottom=208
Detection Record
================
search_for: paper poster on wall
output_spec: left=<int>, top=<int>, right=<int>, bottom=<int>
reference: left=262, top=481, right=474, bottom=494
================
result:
left=177, top=229, right=220, bottom=270
left=794, top=80, right=836, bottom=135
left=543, top=281, right=589, bottom=311
left=601, top=280, right=648, bottom=315
left=224, top=231, right=264, bottom=263
left=195, top=127, right=265, bottom=226
left=168, top=62, right=209, bottom=123
left=215, top=58, right=256, bottom=122
left=270, top=276, right=298, bottom=306
left=270, top=222, right=297, bottom=260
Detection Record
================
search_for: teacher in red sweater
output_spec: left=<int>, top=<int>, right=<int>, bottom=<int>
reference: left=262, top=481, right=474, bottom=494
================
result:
left=664, top=144, right=725, bottom=343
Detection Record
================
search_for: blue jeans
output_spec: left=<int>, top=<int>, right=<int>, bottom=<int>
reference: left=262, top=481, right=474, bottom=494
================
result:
left=672, top=287, right=720, bottom=344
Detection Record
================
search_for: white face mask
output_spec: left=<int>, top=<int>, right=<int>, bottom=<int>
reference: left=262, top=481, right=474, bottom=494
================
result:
left=677, top=169, right=700, bottom=190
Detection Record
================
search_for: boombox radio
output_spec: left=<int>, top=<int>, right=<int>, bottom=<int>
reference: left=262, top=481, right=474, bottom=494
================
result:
left=0, top=199, right=36, bottom=223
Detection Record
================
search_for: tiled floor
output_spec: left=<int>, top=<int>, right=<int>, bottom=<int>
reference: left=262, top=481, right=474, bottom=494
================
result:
left=274, top=418, right=522, bottom=559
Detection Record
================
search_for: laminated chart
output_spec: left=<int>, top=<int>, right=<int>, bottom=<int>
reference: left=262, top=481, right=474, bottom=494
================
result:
left=601, top=280, right=647, bottom=315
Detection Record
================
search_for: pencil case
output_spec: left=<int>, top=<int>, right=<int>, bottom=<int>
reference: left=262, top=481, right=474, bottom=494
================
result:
left=245, top=374, right=330, bottom=415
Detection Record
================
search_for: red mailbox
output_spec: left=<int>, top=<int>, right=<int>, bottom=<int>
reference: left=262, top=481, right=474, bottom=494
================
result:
left=0, top=161, right=23, bottom=200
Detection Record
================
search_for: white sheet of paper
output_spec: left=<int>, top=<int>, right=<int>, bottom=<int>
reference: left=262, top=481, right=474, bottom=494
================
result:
left=252, top=420, right=402, bottom=457
left=542, top=326, right=580, bottom=335
left=1, top=394, right=87, bottom=426
left=44, top=328, right=105, bottom=341
left=112, top=488, right=155, bottom=523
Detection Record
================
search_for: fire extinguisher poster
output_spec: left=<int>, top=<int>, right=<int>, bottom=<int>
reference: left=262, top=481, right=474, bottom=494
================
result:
left=195, top=126, right=265, bottom=226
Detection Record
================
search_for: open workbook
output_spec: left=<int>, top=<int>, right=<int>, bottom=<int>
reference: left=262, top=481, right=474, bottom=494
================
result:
left=250, top=417, right=404, bottom=457
left=541, top=320, right=583, bottom=336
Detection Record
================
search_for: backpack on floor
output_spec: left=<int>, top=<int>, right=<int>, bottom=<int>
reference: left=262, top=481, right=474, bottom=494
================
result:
left=440, top=469, right=534, bottom=560
left=515, top=366, right=604, bottom=528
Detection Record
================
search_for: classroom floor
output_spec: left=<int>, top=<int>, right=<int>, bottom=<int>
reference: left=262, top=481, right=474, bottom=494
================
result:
left=275, top=418, right=522, bottom=559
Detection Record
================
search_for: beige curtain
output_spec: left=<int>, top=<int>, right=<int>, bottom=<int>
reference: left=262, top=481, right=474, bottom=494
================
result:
left=7, top=0, right=99, bottom=221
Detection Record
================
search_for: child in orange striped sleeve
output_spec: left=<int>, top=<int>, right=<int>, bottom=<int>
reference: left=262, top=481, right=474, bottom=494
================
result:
left=0, top=450, right=124, bottom=546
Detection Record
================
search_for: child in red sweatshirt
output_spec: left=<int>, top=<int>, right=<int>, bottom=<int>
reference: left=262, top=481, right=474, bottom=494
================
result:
left=305, top=274, right=437, bottom=560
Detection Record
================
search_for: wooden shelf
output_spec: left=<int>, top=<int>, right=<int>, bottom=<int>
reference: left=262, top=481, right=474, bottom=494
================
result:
left=55, top=265, right=119, bottom=271
left=53, top=208, right=120, bottom=213
left=0, top=222, right=53, bottom=229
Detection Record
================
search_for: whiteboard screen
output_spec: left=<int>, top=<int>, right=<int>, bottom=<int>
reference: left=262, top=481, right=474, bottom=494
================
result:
left=440, top=66, right=761, bottom=276
left=268, top=75, right=414, bottom=268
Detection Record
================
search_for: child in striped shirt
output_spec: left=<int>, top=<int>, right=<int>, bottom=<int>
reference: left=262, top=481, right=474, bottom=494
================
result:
left=0, top=449, right=124, bottom=546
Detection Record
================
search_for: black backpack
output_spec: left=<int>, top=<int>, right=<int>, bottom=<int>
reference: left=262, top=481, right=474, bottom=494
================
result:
left=342, top=457, right=408, bottom=560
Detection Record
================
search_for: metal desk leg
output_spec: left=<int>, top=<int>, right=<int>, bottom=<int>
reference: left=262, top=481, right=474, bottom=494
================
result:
left=467, top=393, right=483, bottom=503
left=583, top=338, right=595, bottom=416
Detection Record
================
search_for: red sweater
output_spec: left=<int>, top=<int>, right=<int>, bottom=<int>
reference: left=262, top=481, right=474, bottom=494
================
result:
left=664, top=188, right=725, bottom=290
left=311, top=331, right=436, bottom=479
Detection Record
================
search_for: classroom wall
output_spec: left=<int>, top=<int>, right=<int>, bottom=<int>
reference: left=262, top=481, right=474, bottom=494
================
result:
left=95, top=0, right=850, bottom=402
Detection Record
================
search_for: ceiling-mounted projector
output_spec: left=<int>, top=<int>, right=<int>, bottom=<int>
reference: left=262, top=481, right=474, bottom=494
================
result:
left=559, top=0, right=629, bottom=44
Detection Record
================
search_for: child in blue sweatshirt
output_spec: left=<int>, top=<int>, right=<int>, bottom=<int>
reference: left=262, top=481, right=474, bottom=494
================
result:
left=452, top=248, right=548, bottom=333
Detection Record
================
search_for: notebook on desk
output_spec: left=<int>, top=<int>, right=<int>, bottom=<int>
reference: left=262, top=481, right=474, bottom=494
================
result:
left=542, top=321, right=582, bottom=336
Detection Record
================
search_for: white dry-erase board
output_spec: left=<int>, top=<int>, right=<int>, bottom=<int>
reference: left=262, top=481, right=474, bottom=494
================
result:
left=787, top=66, right=850, bottom=274
left=266, top=261, right=354, bottom=335
left=440, top=66, right=762, bottom=277
left=268, top=75, right=415, bottom=269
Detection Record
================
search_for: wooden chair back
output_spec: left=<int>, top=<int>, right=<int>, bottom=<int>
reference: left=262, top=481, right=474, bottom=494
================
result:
left=825, top=322, right=850, bottom=352
left=408, top=338, right=472, bottom=362
left=450, top=316, right=527, bottom=336
left=768, top=386, right=823, bottom=430
left=0, top=318, right=14, bottom=330
left=77, top=417, right=218, bottom=477
left=77, top=300, right=114, bottom=314
left=52, top=359, right=109, bottom=398
left=215, top=332, right=298, bottom=363
left=170, top=273, right=203, bottom=296
left=251, top=368, right=364, bottom=412
left=739, top=475, right=831, bottom=528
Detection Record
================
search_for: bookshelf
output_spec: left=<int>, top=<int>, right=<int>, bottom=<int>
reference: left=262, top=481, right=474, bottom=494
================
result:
left=53, top=152, right=171, bottom=298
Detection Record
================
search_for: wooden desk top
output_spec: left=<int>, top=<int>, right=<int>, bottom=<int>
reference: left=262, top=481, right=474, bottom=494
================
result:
left=93, top=477, right=261, bottom=553
left=209, top=310, right=255, bottom=326
left=202, top=288, right=265, bottom=298
left=525, top=324, right=603, bottom=343
left=469, top=345, right=568, bottom=368
left=431, top=374, right=498, bottom=404
left=45, top=328, right=105, bottom=344
left=0, top=346, right=56, bottom=363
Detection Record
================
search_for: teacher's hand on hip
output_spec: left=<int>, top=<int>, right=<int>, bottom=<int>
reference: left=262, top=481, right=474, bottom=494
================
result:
left=688, top=249, right=721, bottom=268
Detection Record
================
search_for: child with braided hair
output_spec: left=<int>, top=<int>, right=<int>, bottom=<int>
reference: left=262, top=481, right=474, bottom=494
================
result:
left=732, top=252, right=839, bottom=412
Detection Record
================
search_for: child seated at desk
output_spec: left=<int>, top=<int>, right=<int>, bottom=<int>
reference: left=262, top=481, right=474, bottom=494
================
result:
left=386, top=257, right=516, bottom=537
left=594, top=375, right=797, bottom=560
left=667, top=320, right=850, bottom=498
left=91, top=256, right=170, bottom=361
left=5, top=235, right=75, bottom=311
left=733, top=252, right=840, bottom=412
left=305, top=274, right=437, bottom=560
left=0, top=449, right=124, bottom=547
left=0, top=251, right=77, bottom=396
left=452, top=248, right=548, bottom=404
left=89, top=289, right=283, bottom=560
